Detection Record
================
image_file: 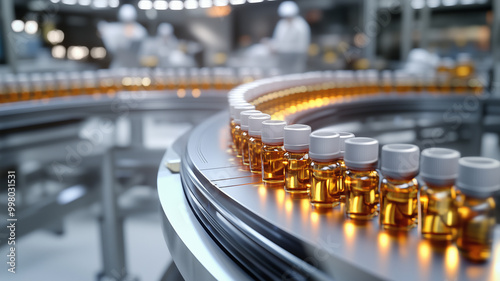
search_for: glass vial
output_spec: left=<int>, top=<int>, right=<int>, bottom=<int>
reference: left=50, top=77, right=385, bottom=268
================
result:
left=284, top=124, right=311, bottom=194
left=248, top=114, right=271, bottom=173
left=232, top=104, right=255, bottom=157
left=344, top=137, right=380, bottom=220
left=380, top=144, right=420, bottom=231
left=240, top=110, right=262, bottom=165
left=455, top=157, right=500, bottom=262
left=261, top=120, right=287, bottom=184
left=420, top=148, right=460, bottom=242
left=309, top=131, right=341, bottom=209
left=338, top=132, right=355, bottom=200
left=229, top=100, right=247, bottom=150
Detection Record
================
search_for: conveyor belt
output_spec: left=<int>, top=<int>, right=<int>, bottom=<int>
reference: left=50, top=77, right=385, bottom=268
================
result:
left=176, top=95, right=499, bottom=281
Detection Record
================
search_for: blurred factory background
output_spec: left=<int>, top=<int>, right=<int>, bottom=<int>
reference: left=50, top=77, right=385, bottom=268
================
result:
left=0, top=0, right=499, bottom=280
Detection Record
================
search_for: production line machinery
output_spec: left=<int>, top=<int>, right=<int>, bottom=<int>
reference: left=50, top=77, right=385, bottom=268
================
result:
left=159, top=71, right=500, bottom=281
left=0, top=68, right=239, bottom=280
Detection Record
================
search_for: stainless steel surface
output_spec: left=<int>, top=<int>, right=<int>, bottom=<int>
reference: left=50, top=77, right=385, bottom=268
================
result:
left=494, top=0, right=500, bottom=96
left=177, top=95, right=500, bottom=280
left=400, top=0, right=414, bottom=62
left=98, top=149, right=128, bottom=281
left=419, top=2, right=431, bottom=49
left=157, top=155, right=250, bottom=281
left=1, top=0, right=17, bottom=72
left=363, top=0, right=378, bottom=65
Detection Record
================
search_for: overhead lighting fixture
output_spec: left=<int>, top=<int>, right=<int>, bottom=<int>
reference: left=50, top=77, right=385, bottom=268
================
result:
left=214, top=0, right=228, bottom=6
left=11, top=20, right=24, bottom=33
left=25, top=21, right=39, bottom=34
left=442, top=0, right=458, bottom=6
left=78, top=0, right=91, bottom=5
left=460, top=0, right=475, bottom=4
left=68, top=46, right=89, bottom=60
left=153, top=0, right=168, bottom=10
left=199, top=0, right=213, bottom=8
left=185, top=0, right=198, bottom=9
left=91, top=47, right=107, bottom=59
left=229, top=0, right=245, bottom=4
left=247, top=0, right=263, bottom=3
left=427, top=0, right=440, bottom=8
left=47, top=29, right=65, bottom=44
left=52, top=45, right=66, bottom=59
left=109, top=0, right=120, bottom=8
left=93, top=0, right=108, bottom=8
left=411, top=0, right=425, bottom=9
left=138, top=0, right=153, bottom=9
left=62, top=0, right=77, bottom=4
left=50, top=0, right=61, bottom=3
left=169, top=0, right=183, bottom=10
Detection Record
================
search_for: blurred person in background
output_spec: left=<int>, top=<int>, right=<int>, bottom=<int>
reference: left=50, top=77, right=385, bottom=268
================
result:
left=139, top=23, right=179, bottom=67
left=271, top=1, right=310, bottom=74
left=98, top=4, right=147, bottom=68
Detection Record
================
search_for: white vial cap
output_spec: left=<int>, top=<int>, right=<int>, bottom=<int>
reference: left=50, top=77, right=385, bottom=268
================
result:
left=420, top=148, right=460, bottom=187
left=338, top=132, right=355, bottom=157
left=344, top=137, right=379, bottom=169
left=234, top=104, right=255, bottom=124
left=248, top=114, right=271, bottom=137
left=229, top=101, right=249, bottom=119
left=262, top=120, right=287, bottom=145
left=456, top=157, right=500, bottom=198
left=284, top=124, right=311, bottom=152
left=381, top=144, right=420, bottom=179
left=309, top=131, right=340, bottom=161
left=240, top=110, right=261, bottom=131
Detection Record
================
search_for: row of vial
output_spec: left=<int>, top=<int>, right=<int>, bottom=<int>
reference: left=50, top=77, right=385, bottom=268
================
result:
left=0, top=67, right=276, bottom=104
left=229, top=102, right=500, bottom=262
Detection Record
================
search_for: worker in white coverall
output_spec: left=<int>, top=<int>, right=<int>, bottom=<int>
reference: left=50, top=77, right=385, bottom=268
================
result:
left=98, top=4, right=147, bottom=68
left=271, top=1, right=311, bottom=74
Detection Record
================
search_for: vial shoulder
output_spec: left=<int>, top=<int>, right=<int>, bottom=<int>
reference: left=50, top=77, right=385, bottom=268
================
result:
left=381, top=177, right=418, bottom=191
left=345, top=169, right=379, bottom=180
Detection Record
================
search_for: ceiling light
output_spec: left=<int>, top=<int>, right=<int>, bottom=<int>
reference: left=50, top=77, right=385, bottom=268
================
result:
left=25, top=21, right=38, bottom=34
left=138, top=0, right=153, bottom=9
left=154, top=0, right=168, bottom=10
left=11, top=20, right=24, bottom=33
left=169, top=0, right=183, bottom=10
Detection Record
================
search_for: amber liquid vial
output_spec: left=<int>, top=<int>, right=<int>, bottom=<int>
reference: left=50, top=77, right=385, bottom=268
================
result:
left=247, top=114, right=271, bottom=173
left=457, top=195, right=496, bottom=262
left=262, top=144, right=286, bottom=183
left=455, top=157, right=500, bottom=262
left=283, top=124, right=312, bottom=193
left=420, top=185, right=458, bottom=241
left=308, top=131, right=341, bottom=208
left=380, top=177, right=419, bottom=230
left=240, top=130, right=250, bottom=165
left=343, top=137, right=379, bottom=220
left=380, top=144, right=420, bottom=231
left=419, top=147, right=461, bottom=241
left=233, top=126, right=242, bottom=157
left=310, top=160, right=341, bottom=208
left=345, top=169, right=380, bottom=219
left=239, top=110, right=261, bottom=165
left=284, top=151, right=311, bottom=193
left=249, top=135, right=263, bottom=173
left=232, top=104, right=256, bottom=157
